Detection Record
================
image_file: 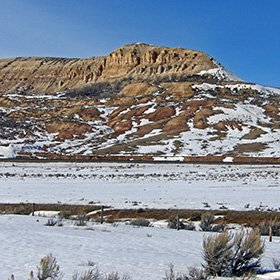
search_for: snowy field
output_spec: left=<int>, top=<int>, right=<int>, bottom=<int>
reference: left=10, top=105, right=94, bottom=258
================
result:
left=0, top=162, right=280, bottom=279
left=0, top=162, right=279, bottom=210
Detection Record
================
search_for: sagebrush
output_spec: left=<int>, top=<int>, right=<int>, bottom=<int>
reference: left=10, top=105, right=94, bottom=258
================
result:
left=202, top=229, right=265, bottom=277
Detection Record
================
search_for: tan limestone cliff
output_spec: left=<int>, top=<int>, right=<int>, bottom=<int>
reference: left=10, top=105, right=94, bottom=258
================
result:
left=0, top=43, right=217, bottom=95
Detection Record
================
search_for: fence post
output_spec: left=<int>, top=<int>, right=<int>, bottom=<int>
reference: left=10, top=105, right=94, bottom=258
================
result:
left=177, top=214, right=180, bottom=231
left=101, top=206, right=104, bottom=224
left=269, top=226, right=272, bottom=242
left=32, top=203, right=35, bottom=216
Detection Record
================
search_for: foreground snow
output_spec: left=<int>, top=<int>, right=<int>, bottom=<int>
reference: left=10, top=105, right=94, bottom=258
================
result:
left=0, top=215, right=280, bottom=280
left=0, top=215, right=205, bottom=279
left=1, top=162, right=280, bottom=279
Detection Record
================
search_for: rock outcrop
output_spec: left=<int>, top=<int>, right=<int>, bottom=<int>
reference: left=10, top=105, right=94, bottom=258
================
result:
left=0, top=43, right=240, bottom=95
left=0, top=43, right=279, bottom=162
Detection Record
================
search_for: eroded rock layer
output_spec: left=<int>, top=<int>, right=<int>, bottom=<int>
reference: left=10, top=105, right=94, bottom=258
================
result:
left=0, top=44, right=279, bottom=162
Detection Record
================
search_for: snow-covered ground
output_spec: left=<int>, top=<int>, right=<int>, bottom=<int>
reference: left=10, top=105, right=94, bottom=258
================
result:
left=0, top=162, right=279, bottom=211
left=0, top=215, right=207, bottom=279
left=1, top=214, right=279, bottom=280
left=0, top=162, right=280, bottom=279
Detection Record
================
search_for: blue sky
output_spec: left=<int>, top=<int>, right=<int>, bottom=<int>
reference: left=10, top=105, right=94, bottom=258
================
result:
left=0, top=0, right=279, bottom=87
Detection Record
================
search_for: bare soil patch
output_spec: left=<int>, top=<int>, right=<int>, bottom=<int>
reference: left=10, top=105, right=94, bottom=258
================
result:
left=234, top=142, right=268, bottom=153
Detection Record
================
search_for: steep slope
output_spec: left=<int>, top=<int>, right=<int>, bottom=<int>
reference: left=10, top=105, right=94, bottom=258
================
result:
left=0, top=43, right=241, bottom=95
left=0, top=44, right=279, bottom=162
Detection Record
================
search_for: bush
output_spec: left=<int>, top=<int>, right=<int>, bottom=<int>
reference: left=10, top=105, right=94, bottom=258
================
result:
left=202, top=230, right=232, bottom=276
left=184, top=222, right=196, bottom=231
left=190, top=212, right=201, bottom=221
left=44, top=219, right=57, bottom=226
left=257, top=219, right=280, bottom=236
left=273, top=258, right=280, bottom=270
left=163, top=264, right=208, bottom=280
left=167, top=216, right=185, bottom=230
left=63, top=77, right=134, bottom=101
left=163, top=263, right=188, bottom=280
left=58, top=211, right=71, bottom=220
left=187, top=266, right=208, bottom=280
left=35, top=254, right=64, bottom=280
left=72, top=268, right=100, bottom=280
left=230, top=230, right=264, bottom=276
left=72, top=269, right=131, bottom=280
left=104, top=272, right=131, bottom=280
left=130, top=218, right=150, bottom=227
left=202, top=229, right=265, bottom=277
left=25, top=254, right=133, bottom=280
left=199, top=213, right=215, bottom=231
left=75, top=219, right=87, bottom=226
left=74, top=215, right=88, bottom=226
left=211, top=223, right=225, bottom=233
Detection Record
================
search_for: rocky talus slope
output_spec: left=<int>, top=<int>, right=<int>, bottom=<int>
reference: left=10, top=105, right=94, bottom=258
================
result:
left=0, top=43, right=279, bottom=162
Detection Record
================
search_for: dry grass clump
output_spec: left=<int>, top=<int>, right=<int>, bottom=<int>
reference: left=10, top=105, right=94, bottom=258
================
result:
left=0, top=203, right=101, bottom=216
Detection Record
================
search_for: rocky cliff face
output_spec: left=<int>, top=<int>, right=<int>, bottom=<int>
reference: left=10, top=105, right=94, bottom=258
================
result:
left=0, top=43, right=239, bottom=95
left=0, top=43, right=279, bottom=162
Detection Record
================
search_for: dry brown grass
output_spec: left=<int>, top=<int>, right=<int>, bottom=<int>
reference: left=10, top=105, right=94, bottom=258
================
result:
left=234, top=143, right=268, bottom=153
left=89, top=208, right=280, bottom=227
left=1, top=203, right=280, bottom=228
left=241, top=127, right=267, bottom=140
left=0, top=203, right=101, bottom=216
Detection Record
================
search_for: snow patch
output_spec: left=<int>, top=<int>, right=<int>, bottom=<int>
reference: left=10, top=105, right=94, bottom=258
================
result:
left=0, top=145, right=16, bottom=158
left=198, top=58, right=244, bottom=82
left=223, top=156, right=234, bottom=163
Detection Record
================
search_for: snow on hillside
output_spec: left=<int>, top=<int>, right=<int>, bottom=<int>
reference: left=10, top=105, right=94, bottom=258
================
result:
left=198, top=59, right=244, bottom=82
left=1, top=79, right=280, bottom=159
left=192, top=82, right=280, bottom=97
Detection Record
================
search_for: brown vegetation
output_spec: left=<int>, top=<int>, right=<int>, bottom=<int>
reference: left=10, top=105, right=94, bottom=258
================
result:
left=2, top=203, right=280, bottom=230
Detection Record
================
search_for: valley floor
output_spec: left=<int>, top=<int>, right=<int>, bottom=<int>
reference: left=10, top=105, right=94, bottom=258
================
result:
left=0, top=162, right=280, bottom=279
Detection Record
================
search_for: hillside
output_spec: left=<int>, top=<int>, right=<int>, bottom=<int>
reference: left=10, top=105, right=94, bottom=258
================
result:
left=0, top=43, right=279, bottom=162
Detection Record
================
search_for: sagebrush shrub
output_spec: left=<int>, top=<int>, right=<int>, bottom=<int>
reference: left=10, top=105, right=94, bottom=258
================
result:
left=190, top=212, right=201, bottom=221
left=203, top=229, right=265, bottom=277
left=184, top=222, right=196, bottom=231
left=199, top=213, right=215, bottom=231
left=58, top=211, right=71, bottom=220
left=163, top=263, right=188, bottom=280
left=130, top=218, right=150, bottom=227
left=26, top=254, right=130, bottom=280
left=211, top=223, right=225, bottom=233
left=163, top=264, right=208, bottom=280
left=202, top=231, right=232, bottom=276
left=273, top=258, right=280, bottom=270
left=187, top=266, right=208, bottom=280
left=230, top=230, right=264, bottom=276
left=44, top=219, right=57, bottom=226
left=72, top=268, right=100, bottom=280
left=257, top=219, right=280, bottom=236
left=167, top=216, right=185, bottom=230
left=104, top=272, right=131, bottom=280
left=36, top=254, right=64, bottom=280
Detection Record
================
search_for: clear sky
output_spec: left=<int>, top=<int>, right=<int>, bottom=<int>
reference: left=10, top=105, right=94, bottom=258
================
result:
left=0, top=0, right=279, bottom=87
